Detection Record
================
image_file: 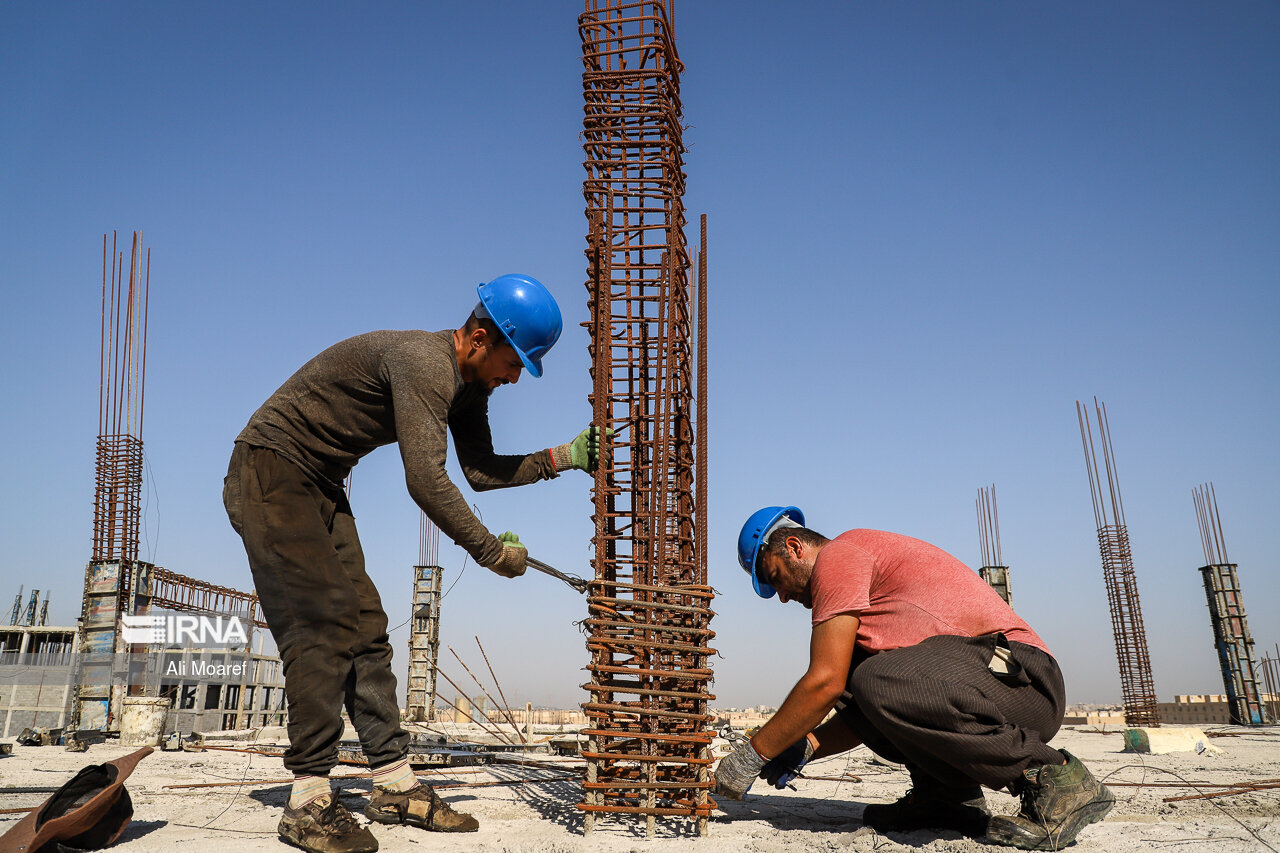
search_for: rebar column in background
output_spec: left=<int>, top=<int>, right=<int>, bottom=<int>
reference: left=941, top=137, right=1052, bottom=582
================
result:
left=77, top=231, right=152, bottom=730
left=407, top=513, right=444, bottom=723
left=975, top=484, right=1012, bottom=606
left=579, top=0, right=714, bottom=836
left=92, top=231, right=150, bottom=568
left=1077, top=399, right=1160, bottom=727
left=1193, top=483, right=1268, bottom=726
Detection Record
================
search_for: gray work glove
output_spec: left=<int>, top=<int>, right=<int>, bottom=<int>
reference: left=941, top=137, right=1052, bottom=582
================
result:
left=759, top=735, right=815, bottom=788
left=550, top=426, right=613, bottom=474
left=484, top=531, right=527, bottom=579
left=712, top=740, right=767, bottom=801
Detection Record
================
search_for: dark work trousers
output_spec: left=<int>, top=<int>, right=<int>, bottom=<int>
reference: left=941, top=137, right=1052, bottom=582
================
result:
left=836, top=633, right=1066, bottom=792
left=223, top=442, right=410, bottom=776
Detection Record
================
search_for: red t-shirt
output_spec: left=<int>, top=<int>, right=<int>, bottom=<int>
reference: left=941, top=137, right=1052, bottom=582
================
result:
left=810, top=529, right=1051, bottom=656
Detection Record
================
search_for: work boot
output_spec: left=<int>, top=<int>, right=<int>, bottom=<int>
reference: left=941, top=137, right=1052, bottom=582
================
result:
left=363, top=782, right=479, bottom=832
left=278, top=795, right=379, bottom=853
left=986, top=749, right=1115, bottom=850
left=862, top=776, right=990, bottom=837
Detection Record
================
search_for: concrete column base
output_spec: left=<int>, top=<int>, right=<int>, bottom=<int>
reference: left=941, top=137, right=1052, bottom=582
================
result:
left=1124, top=726, right=1222, bottom=755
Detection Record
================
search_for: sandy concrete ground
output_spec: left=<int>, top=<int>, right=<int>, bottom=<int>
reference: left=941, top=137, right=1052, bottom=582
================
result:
left=1, top=725, right=1277, bottom=852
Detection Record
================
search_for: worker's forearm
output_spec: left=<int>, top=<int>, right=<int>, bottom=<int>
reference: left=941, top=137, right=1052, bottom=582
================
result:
left=459, top=448, right=558, bottom=491
left=750, top=675, right=844, bottom=759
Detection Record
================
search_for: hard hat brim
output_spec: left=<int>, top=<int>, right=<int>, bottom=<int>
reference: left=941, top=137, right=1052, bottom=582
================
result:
left=512, top=346, right=544, bottom=378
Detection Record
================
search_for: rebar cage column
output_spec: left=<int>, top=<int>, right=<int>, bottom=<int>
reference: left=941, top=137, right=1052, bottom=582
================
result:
left=578, top=0, right=714, bottom=836
left=1077, top=399, right=1160, bottom=727
left=407, top=513, right=443, bottom=722
left=1193, top=484, right=1268, bottom=726
left=77, top=232, right=151, bottom=730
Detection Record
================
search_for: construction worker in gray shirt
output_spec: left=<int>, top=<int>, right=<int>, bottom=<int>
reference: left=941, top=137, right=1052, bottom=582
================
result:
left=223, top=274, right=604, bottom=853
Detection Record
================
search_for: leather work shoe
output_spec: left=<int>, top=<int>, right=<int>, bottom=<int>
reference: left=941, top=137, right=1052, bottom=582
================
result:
left=986, top=749, right=1115, bottom=850
left=278, top=795, right=379, bottom=853
left=363, top=782, right=479, bottom=832
left=862, top=783, right=991, bottom=837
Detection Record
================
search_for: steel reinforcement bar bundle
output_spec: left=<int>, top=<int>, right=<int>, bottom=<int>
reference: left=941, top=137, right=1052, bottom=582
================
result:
left=578, top=0, right=714, bottom=836
left=1077, top=399, right=1160, bottom=727
left=93, top=231, right=150, bottom=569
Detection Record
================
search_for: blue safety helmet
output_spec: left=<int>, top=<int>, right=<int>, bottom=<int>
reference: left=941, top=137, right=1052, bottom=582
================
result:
left=737, top=506, right=805, bottom=599
left=474, top=274, right=563, bottom=378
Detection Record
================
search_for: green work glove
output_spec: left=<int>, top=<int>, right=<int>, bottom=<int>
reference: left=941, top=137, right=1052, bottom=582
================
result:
left=485, top=531, right=527, bottom=579
left=551, top=425, right=612, bottom=474
left=713, top=740, right=766, bottom=801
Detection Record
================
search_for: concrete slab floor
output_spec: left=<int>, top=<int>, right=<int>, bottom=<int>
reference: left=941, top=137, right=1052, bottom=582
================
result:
left=0, top=725, right=1277, bottom=852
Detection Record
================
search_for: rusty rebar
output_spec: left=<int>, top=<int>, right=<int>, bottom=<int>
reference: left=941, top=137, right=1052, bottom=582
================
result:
left=1077, top=399, right=1160, bottom=727
left=432, top=668, right=516, bottom=745
left=92, top=231, right=149, bottom=568
left=578, top=0, right=713, bottom=834
left=475, top=638, right=521, bottom=734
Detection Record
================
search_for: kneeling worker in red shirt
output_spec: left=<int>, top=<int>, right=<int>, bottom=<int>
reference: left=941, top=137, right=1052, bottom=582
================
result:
left=712, top=506, right=1114, bottom=850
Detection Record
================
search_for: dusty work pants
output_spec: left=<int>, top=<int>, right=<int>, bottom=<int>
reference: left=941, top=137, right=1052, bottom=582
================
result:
left=223, top=442, right=410, bottom=776
left=836, top=633, right=1066, bottom=792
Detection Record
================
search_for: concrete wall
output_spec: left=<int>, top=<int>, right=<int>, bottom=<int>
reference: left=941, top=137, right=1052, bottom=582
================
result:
left=0, top=676, right=75, bottom=734
left=0, top=626, right=77, bottom=736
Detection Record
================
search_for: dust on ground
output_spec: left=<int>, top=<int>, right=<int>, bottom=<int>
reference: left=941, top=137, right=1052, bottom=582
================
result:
left=1, top=726, right=1277, bottom=852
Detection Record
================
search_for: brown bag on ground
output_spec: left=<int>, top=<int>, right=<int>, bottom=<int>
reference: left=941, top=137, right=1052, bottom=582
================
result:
left=0, top=746, right=152, bottom=853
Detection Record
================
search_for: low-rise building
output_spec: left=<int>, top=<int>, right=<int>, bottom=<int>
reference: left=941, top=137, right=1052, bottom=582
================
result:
left=1157, top=693, right=1277, bottom=726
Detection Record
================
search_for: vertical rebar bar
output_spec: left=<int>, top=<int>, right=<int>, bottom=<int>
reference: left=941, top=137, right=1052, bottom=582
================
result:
left=975, top=484, right=1011, bottom=606
left=91, top=231, right=148, bottom=567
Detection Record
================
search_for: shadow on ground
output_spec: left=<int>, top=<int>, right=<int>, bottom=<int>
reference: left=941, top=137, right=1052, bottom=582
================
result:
left=115, top=819, right=167, bottom=843
left=715, top=795, right=981, bottom=848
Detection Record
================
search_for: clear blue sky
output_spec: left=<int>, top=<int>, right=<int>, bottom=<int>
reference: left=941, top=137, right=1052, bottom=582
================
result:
left=2, top=2, right=1277, bottom=710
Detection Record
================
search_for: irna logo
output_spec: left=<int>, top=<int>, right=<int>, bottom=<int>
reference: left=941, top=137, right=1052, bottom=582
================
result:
left=120, top=614, right=249, bottom=646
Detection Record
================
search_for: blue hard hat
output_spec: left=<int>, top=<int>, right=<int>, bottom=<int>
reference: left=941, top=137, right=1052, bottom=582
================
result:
left=737, top=506, right=805, bottom=599
left=475, top=274, right=563, bottom=378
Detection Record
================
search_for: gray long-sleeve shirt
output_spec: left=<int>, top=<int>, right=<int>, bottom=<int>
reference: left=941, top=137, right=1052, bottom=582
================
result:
left=236, top=329, right=558, bottom=566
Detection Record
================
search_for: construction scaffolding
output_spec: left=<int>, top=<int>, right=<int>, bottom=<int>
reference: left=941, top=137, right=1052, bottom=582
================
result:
left=975, top=484, right=1012, bottom=606
left=578, top=0, right=714, bottom=836
left=1192, top=483, right=1268, bottom=726
left=1077, top=399, right=1160, bottom=727
left=407, top=512, right=444, bottom=723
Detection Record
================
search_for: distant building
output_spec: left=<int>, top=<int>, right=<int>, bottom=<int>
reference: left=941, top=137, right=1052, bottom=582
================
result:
left=1158, top=694, right=1278, bottom=726
left=1063, top=694, right=1279, bottom=728
left=1061, top=704, right=1127, bottom=728
left=0, top=625, right=77, bottom=735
